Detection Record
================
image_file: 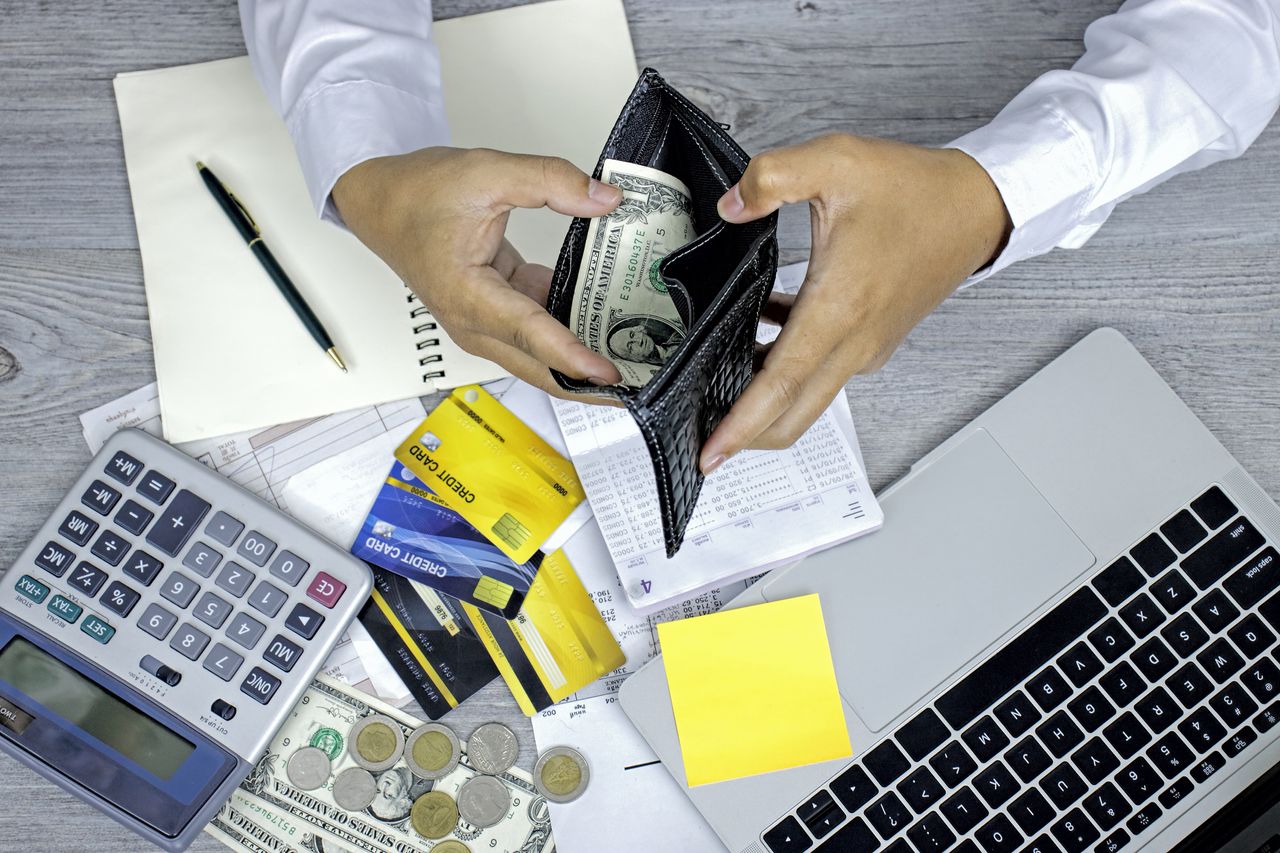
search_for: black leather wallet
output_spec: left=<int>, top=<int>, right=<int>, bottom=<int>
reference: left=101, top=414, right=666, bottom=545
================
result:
left=546, top=68, right=779, bottom=556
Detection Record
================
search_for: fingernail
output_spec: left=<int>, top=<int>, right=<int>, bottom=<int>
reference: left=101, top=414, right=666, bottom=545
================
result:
left=717, top=185, right=744, bottom=219
left=587, top=376, right=612, bottom=386
left=702, top=454, right=726, bottom=475
left=588, top=179, right=620, bottom=206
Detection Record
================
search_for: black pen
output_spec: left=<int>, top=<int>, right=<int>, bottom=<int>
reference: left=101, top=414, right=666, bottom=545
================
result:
left=196, top=161, right=347, bottom=372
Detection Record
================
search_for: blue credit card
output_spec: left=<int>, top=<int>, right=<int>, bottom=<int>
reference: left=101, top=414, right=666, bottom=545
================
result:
left=351, top=463, right=539, bottom=618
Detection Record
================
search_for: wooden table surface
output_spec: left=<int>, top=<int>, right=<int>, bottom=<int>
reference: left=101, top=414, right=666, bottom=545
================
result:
left=2, top=0, right=1279, bottom=849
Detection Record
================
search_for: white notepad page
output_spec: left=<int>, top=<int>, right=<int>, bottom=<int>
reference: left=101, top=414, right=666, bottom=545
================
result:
left=114, top=0, right=639, bottom=442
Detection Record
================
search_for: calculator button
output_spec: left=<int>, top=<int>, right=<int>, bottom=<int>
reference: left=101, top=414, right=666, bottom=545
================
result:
left=237, top=531, right=277, bottom=567
left=269, top=550, right=310, bottom=587
left=47, top=595, right=82, bottom=624
left=247, top=581, right=288, bottom=618
left=137, top=470, right=176, bottom=505
left=113, top=500, right=153, bottom=536
left=159, top=571, right=200, bottom=609
left=263, top=634, right=304, bottom=673
left=146, top=489, right=210, bottom=556
left=100, top=581, right=141, bottom=617
left=205, top=511, right=245, bottom=547
left=226, top=613, right=266, bottom=650
left=81, top=616, right=115, bottom=644
left=182, top=541, right=223, bottom=577
left=170, top=623, right=210, bottom=661
left=216, top=561, right=255, bottom=598
left=138, top=603, right=178, bottom=640
left=140, top=655, right=181, bottom=686
left=105, top=451, right=143, bottom=485
left=211, top=699, right=237, bottom=721
left=122, top=550, right=164, bottom=586
left=203, top=644, right=245, bottom=682
left=240, top=667, right=282, bottom=705
left=58, top=511, right=98, bottom=546
left=35, top=541, right=75, bottom=577
left=193, top=592, right=233, bottom=629
left=14, top=575, right=49, bottom=604
left=306, top=572, right=346, bottom=609
left=90, top=529, right=130, bottom=567
left=81, top=480, right=121, bottom=515
left=68, top=562, right=108, bottom=597
left=284, top=603, right=324, bottom=640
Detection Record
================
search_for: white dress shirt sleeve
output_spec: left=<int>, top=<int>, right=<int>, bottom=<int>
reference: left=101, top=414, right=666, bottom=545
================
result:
left=238, top=0, right=450, bottom=223
left=949, top=0, right=1280, bottom=284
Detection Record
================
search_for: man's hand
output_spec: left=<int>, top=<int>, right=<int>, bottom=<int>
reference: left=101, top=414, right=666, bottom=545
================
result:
left=333, top=147, right=624, bottom=392
left=700, top=134, right=1011, bottom=473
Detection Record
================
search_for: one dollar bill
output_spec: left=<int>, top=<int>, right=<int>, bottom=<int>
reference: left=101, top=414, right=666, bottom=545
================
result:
left=568, top=159, right=695, bottom=388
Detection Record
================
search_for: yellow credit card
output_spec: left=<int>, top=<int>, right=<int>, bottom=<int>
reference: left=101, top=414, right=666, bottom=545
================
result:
left=395, top=385, right=585, bottom=564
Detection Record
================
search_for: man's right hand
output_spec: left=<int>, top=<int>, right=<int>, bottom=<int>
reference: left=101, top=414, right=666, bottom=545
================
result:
left=332, top=147, right=624, bottom=392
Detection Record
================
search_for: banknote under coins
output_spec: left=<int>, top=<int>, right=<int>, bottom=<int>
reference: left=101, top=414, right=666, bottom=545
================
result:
left=331, top=766, right=378, bottom=811
left=284, top=746, right=331, bottom=791
left=457, top=774, right=512, bottom=828
left=410, top=790, right=459, bottom=839
left=468, top=721, right=519, bottom=775
left=349, top=713, right=404, bottom=772
left=431, top=842, right=471, bottom=853
left=404, top=722, right=461, bottom=780
left=534, top=745, right=590, bottom=803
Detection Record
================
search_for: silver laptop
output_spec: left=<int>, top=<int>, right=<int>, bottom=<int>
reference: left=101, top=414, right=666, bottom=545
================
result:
left=620, top=328, right=1280, bottom=852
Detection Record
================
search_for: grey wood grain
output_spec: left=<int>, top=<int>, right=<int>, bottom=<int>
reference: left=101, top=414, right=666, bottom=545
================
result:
left=1, top=0, right=1279, bottom=849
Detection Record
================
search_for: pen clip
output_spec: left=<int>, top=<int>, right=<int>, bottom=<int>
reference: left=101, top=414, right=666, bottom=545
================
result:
left=228, top=193, right=260, bottom=236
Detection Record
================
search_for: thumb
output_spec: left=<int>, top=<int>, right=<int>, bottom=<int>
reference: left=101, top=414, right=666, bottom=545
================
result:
left=490, top=152, right=622, bottom=218
left=717, top=145, right=826, bottom=223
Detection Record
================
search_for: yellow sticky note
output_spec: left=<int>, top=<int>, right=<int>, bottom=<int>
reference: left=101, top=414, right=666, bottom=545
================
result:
left=657, top=594, right=851, bottom=786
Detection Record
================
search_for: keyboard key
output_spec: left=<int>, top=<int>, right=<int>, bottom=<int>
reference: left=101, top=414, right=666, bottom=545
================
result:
left=897, top=767, right=944, bottom=814
left=865, top=740, right=910, bottom=787
left=237, top=530, right=277, bottom=567
left=1083, top=781, right=1130, bottom=831
left=90, top=529, right=130, bottom=567
left=122, top=550, right=163, bottom=586
left=1147, top=732, right=1195, bottom=779
left=1179, top=707, right=1228, bottom=753
left=204, top=511, right=245, bottom=547
left=306, top=571, right=346, bottom=608
left=203, top=643, right=245, bottom=682
left=1038, top=711, right=1085, bottom=758
left=1256, top=701, right=1280, bottom=733
left=159, top=571, right=200, bottom=608
left=1069, top=687, right=1116, bottom=733
left=58, top=510, right=98, bottom=546
left=1096, top=830, right=1129, bottom=853
left=1161, top=613, right=1210, bottom=658
left=248, top=581, right=289, bottom=619
left=940, top=787, right=987, bottom=834
left=1226, top=724, right=1259, bottom=758
left=284, top=602, right=324, bottom=640
left=1131, top=534, right=1175, bottom=577
left=137, top=470, right=175, bottom=504
left=974, top=761, right=1017, bottom=808
left=973, top=813, right=1022, bottom=853
left=35, top=540, right=75, bottom=577
left=831, top=764, right=877, bottom=812
left=1189, top=750, right=1226, bottom=784
left=1210, top=683, right=1257, bottom=727
left=182, top=541, right=223, bottom=578
left=81, top=480, right=121, bottom=515
left=268, top=549, right=310, bottom=587
left=1116, top=757, right=1162, bottom=805
left=1022, top=835, right=1060, bottom=853
left=1191, top=486, right=1236, bottom=529
left=1102, top=713, right=1151, bottom=759
left=226, top=612, right=266, bottom=650
left=1132, top=636, right=1177, bottom=682
left=1050, top=808, right=1100, bottom=853
left=763, top=816, right=812, bottom=853
left=1028, top=667, right=1072, bottom=713
left=138, top=603, right=178, bottom=640
left=146, top=489, right=210, bottom=556
left=67, top=562, right=107, bottom=597
left=905, top=813, right=954, bottom=853
left=1134, top=687, right=1182, bottom=734
left=896, top=708, right=948, bottom=762
left=929, top=741, right=977, bottom=789
left=1161, top=510, right=1207, bottom=553
left=1158, top=777, right=1193, bottom=810
left=1149, top=569, right=1194, bottom=615
left=1093, top=558, right=1145, bottom=607
left=1192, top=589, right=1239, bottom=633
left=1197, top=638, right=1245, bottom=683
left=240, top=666, right=282, bottom=705
left=14, top=575, right=49, bottom=604
left=47, top=594, right=82, bottom=624
left=1072, top=738, right=1121, bottom=785
left=169, top=622, right=210, bottom=660
left=215, top=561, right=255, bottom=598
left=1242, top=658, right=1280, bottom=704
left=1168, top=662, right=1213, bottom=709
left=815, top=818, right=877, bottom=852
left=1041, top=762, right=1089, bottom=810
left=936, top=588, right=1107, bottom=729
left=105, top=450, right=143, bottom=485
left=866, top=791, right=911, bottom=840
left=99, top=581, right=140, bottom=617
left=1009, top=788, right=1055, bottom=835
left=1126, top=802, right=1162, bottom=836
left=1099, top=662, right=1145, bottom=708
left=113, top=500, right=153, bottom=536
left=1119, top=594, right=1165, bottom=639
left=1182, top=517, right=1265, bottom=589
left=963, top=716, right=1009, bottom=763
left=995, top=690, right=1042, bottom=737
left=1089, top=619, right=1136, bottom=663
left=797, top=789, right=839, bottom=828
left=1228, top=613, right=1276, bottom=660
left=80, top=615, right=114, bottom=644
left=1006, top=736, right=1052, bottom=783
left=1059, top=642, right=1105, bottom=688
left=193, top=591, right=233, bottom=629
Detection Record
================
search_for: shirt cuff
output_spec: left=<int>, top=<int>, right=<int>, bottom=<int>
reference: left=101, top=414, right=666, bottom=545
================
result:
left=946, top=92, right=1101, bottom=286
left=286, top=79, right=451, bottom=225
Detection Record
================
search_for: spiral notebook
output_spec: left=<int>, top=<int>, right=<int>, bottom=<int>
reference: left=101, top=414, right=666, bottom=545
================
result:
left=113, top=0, right=638, bottom=442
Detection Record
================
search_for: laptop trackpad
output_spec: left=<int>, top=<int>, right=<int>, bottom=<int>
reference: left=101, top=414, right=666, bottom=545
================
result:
left=762, top=428, right=1096, bottom=732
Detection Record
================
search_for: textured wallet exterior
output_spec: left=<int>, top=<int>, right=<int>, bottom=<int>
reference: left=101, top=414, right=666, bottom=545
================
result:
left=546, top=68, right=779, bottom=555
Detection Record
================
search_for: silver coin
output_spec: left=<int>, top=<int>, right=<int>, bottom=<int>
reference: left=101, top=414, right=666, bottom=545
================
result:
left=404, top=722, right=461, bottom=780
left=456, top=774, right=511, bottom=828
left=348, top=714, right=405, bottom=773
left=332, top=767, right=378, bottom=811
left=285, top=746, right=331, bottom=791
left=468, top=722, right=518, bottom=776
left=533, top=746, right=590, bottom=803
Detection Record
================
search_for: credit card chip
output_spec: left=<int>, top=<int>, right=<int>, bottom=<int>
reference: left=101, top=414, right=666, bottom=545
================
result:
left=491, top=513, right=531, bottom=551
left=473, top=577, right=514, bottom=610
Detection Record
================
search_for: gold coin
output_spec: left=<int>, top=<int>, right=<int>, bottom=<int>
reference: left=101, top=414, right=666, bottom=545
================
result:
left=540, top=754, right=582, bottom=796
left=431, top=842, right=470, bottom=853
left=410, top=791, right=459, bottom=840
left=412, top=730, right=454, bottom=771
left=356, top=721, right=399, bottom=763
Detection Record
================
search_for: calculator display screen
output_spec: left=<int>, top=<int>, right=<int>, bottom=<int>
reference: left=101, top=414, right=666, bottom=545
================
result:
left=0, top=637, right=195, bottom=780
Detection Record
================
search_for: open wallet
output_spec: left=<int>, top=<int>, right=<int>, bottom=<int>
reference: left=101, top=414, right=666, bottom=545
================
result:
left=545, top=68, right=780, bottom=556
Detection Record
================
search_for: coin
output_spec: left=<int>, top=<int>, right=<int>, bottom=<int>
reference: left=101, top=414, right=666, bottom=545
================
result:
left=468, top=722, right=518, bottom=776
left=409, top=790, right=459, bottom=840
left=430, top=842, right=470, bottom=853
left=457, top=774, right=511, bottom=828
left=533, top=746, right=590, bottom=803
left=285, top=746, right=331, bottom=791
left=405, top=722, right=461, bottom=780
left=332, top=767, right=378, bottom=811
left=348, top=714, right=404, bottom=772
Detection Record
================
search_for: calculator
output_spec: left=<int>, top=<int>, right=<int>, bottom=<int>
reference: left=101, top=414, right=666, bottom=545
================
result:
left=0, top=429, right=372, bottom=851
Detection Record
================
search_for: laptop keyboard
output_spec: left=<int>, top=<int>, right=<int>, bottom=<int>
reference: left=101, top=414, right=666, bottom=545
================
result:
left=763, top=485, right=1280, bottom=853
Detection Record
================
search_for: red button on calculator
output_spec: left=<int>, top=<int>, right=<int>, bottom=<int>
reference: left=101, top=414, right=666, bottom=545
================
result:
left=306, top=572, right=345, bottom=608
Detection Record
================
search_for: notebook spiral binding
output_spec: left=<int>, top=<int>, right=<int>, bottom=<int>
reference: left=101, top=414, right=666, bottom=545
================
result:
left=406, top=292, right=446, bottom=381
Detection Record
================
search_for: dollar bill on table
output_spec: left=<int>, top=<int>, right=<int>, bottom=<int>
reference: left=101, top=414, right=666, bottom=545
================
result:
left=206, top=674, right=554, bottom=853
left=567, top=159, right=695, bottom=387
